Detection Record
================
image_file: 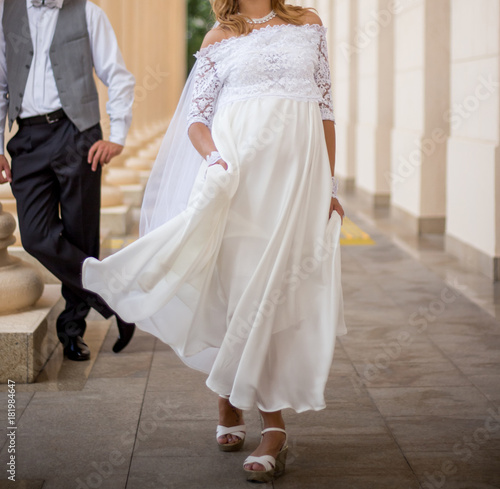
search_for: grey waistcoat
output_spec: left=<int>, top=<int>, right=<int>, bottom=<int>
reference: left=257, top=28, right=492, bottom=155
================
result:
left=2, top=0, right=100, bottom=132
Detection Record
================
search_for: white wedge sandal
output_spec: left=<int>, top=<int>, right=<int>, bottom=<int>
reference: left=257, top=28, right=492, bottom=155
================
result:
left=216, top=424, right=247, bottom=452
left=243, top=427, right=288, bottom=483
left=216, top=395, right=246, bottom=452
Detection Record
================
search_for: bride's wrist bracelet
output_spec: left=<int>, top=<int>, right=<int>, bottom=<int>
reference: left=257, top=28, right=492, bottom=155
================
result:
left=206, top=150, right=222, bottom=167
left=331, top=176, right=339, bottom=200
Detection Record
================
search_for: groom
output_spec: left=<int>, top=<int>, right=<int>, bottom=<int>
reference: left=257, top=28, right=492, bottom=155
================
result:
left=0, top=0, right=136, bottom=360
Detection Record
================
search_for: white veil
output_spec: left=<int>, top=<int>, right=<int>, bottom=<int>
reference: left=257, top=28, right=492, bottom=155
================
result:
left=139, top=60, right=204, bottom=236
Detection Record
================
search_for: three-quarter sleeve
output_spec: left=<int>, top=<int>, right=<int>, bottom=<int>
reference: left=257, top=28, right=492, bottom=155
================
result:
left=188, top=53, right=223, bottom=130
left=314, top=29, right=335, bottom=122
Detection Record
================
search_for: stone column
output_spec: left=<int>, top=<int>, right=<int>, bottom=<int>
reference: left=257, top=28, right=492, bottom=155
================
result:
left=315, top=0, right=334, bottom=59
left=118, top=0, right=185, bottom=163
left=333, top=0, right=358, bottom=192
left=445, top=0, right=500, bottom=280
left=164, top=0, right=188, bottom=117
left=390, top=0, right=450, bottom=234
left=354, top=0, right=394, bottom=208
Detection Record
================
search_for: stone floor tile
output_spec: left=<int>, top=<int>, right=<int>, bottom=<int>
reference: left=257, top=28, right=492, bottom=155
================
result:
left=342, top=324, right=422, bottom=343
left=146, top=364, right=208, bottom=393
left=424, top=314, right=500, bottom=336
left=340, top=335, right=449, bottom=364
left=0, top=482, right=45, bottom=489
left=288, top=421, right=391, bottom=444
left=429, top=298, right=492, bottom=321
left=0, top=383, right=144, bottom=488
left=450, top=361, right=500, bottom=378
left=331, top=340, right=350, bottom=359
left=140, top=387, right=221, bottom=422
left=277, top=437, right=418, bottom=479
left=272, top=474, right=422, bottom=489
left=48, top=474, right=128, bottom=489
left=367, top=386, right=493, bottom=418
left=150, top=347, right=187, bottom=367
left=405, top=450, right=500, bottom=489
left=468, top=374, right=500, bottom=404
left=385, top=415, right=500, bottom=452
left=430, top=334, right=500, bottom=362
left=0, top=392, right=33, bottom=431
left=352, top=361, right=472, bottom=388
left=0, top=393, right=34, bottom=462
left=328, top=367, right=354, bottom=389
left=126, top=454, right=255, bottom=489
left=343, top=286, right=400, bottom=309
left=88, top=351, right=153, bottom=379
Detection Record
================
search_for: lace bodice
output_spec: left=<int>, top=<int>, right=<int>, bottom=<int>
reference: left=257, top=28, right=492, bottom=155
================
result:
left=188, top=24, right=335, bottom=129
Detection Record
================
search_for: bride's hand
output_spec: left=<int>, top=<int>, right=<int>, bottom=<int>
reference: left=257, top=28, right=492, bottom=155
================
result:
left=209, top=159, right=228, bottom=171
left=330, top=198, right=345, bottom=224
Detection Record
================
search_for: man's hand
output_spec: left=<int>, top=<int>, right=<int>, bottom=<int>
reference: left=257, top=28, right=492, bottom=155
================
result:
left=0, top=155, right=12, bottom=184
left=88, top=140, right=124, bottom=172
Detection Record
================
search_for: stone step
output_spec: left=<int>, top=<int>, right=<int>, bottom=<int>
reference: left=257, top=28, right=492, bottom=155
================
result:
left=0, top=284, right=64, bottom=383
left=101, top=204, right=134, bottom=236
left=121, top=183, right=146, bottom=208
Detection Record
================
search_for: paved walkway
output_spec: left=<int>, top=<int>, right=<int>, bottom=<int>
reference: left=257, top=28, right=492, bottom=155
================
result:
left=1, top=193, right=499, bottom=489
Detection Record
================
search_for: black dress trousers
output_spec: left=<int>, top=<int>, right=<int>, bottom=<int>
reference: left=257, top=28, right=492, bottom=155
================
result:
left=8, top=118, right=115, bottom=346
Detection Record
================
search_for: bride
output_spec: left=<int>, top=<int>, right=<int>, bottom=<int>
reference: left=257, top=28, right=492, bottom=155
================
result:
left=83, top=0, right=346, bottom=482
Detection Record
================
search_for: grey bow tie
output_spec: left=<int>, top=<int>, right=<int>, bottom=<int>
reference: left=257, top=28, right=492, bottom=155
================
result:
left=32, top=0, right=62, bottom=8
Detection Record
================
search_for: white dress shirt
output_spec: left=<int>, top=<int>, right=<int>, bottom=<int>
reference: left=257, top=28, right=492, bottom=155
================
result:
left=0, top=0, right=135, bottom=153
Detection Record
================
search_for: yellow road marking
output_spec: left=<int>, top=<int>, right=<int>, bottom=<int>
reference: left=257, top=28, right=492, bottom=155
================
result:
left=340, top=217, right=375, bottom=246
left=102, top=238, right=137, bottom=250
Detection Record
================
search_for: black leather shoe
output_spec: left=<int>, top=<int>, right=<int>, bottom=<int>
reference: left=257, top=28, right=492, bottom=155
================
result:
left=113, top=316, right=135, bottom=353
left=63, top=336, right=90, bottom=361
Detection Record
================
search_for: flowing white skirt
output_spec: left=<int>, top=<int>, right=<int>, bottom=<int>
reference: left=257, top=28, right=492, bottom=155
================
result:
left=83, top=97, right=346, bottom=413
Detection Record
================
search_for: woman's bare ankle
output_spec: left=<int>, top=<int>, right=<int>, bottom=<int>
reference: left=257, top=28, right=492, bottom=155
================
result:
left=218, top=396, right=243, bottom=426
left=259, top=409, right=285, bottom=430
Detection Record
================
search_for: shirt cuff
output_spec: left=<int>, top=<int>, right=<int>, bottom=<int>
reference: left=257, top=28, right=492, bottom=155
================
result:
left=109, top=118, right=129, bottom=147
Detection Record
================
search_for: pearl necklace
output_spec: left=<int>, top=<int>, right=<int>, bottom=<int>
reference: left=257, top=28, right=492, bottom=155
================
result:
left=240, top=10, right=277, bottom=25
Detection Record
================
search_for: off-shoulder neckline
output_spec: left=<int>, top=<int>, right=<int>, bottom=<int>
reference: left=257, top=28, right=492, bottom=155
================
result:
left=195, top=23, right=326, bottom=58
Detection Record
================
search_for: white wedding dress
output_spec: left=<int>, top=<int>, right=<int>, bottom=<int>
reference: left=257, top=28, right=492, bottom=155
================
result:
left=83, top=23, right=346, bottom=413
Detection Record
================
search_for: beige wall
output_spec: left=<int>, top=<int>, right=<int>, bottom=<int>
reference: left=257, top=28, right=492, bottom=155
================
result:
left=333, top=0, right=358, bottom=188
left=391, top=0, right=450, bottom=230
left=93, top=0, right=186, bottom=139
left=355, top=0, right=394, bottom=204
left=446, top=0, right=500, bottom=264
